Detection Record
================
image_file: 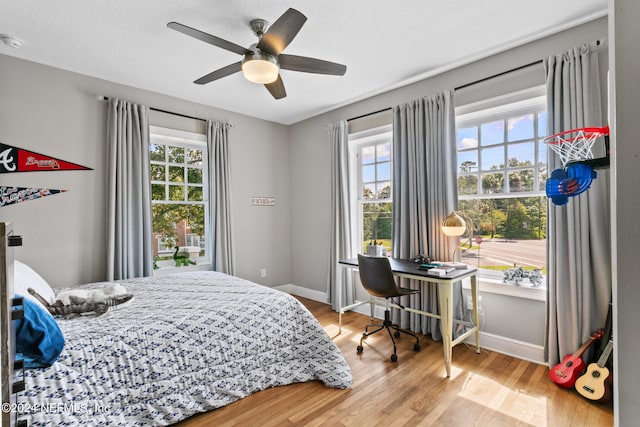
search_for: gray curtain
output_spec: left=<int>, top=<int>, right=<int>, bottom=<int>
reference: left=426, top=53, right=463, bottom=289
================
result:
left=206, top=121, right=235, bottom=275
left=327, top=120, right=354, bottom=311
left=544, top=42, right=611, bottom=366
left=106, top=98, right=153, bottom=280
left=392, top=91, right=463, bottom=339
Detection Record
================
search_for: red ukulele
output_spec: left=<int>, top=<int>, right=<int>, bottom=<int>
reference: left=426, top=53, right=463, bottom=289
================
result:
left=548, top=329, right=604, bottom=388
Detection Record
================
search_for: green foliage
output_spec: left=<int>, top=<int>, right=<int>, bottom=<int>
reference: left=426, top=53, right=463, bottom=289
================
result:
left=169, top=166, right=184, bottom=182
left=150, top=142, right=206, bottom=255
left=482, top=172, right=504, bottom=194
left=149, top=143, right=165, bottom=161
left=459, top=196, right=546, bottom=241
left=377, top=185, right=391, bottom=199
left=363, top=201, right=392, bottom=242
left=458, top=175, right=478, bottom=195
left=152, top=204, right=205, bottom=246
left=502, top=200, right=529, bottom=238
left=188, top=168, right=203, bottom=184
left=458, top=154, right=546, bottom=241
left=167, top=146, right=184, bottom=163
left=459, top=160, right=477, bottom=173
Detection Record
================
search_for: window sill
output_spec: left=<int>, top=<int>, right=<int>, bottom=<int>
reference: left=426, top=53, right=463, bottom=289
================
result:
left=152, top=260, right=212, bottom=276
left=462, top=277, right=546, bottom=301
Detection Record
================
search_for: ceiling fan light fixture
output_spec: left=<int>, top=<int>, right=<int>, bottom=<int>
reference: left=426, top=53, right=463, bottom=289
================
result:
left=242, top=53, right=279, bottom=84
left=168, top=8, right=346, bottom=99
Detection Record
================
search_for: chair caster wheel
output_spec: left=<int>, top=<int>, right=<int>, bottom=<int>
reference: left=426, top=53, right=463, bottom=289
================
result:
left=414, top=343, right=421, bottom=352
left=356, top=345, right=363, bottom=353
left=394, top=331, right=400, bottom=338
left=390, top=354, right=398, bottom=362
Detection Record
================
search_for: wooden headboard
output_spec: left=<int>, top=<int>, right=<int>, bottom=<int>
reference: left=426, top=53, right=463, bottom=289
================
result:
left=1, top=222, right=25, bottom=427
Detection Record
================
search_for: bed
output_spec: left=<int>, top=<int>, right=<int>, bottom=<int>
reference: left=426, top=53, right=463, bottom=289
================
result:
left=13, top=267, right=352, bottom=426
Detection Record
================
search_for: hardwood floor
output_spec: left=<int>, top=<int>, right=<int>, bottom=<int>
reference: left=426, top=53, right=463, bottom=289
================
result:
left=176, top=296, right=613, bottom=427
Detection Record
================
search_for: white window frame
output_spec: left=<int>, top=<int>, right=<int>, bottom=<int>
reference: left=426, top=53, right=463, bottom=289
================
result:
left=348, top=124, right=393, bottom=256
left=157, top=236, right=171, bottom=253
left=149, top=125, right=210, bottom=270
left=455, top=86, right=547, bottom=301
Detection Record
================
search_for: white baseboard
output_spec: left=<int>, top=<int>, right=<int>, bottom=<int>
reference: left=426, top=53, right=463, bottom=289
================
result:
left=466, top=332, right=546, bottom=365
left=277, top=284, right=546, bottom=365
left=274, top=284, right=328, bottom=303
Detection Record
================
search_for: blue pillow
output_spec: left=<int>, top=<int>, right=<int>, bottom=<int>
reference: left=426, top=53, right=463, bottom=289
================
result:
left=15, top=294, right=65, bottom=368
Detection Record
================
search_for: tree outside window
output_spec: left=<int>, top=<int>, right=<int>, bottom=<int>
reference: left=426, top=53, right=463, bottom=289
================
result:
left=456, top=95, right=547, bottom=287
left=349, top=125, right=393, bottom=256
left=149, top=127, right=208, bottom=267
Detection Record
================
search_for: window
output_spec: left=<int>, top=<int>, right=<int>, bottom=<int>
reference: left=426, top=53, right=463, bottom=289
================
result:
left=455, top=87, right=547, bottom=299
left=149, top=126, right=209, bottom=268
left=349, top=124, right=393, bottom=255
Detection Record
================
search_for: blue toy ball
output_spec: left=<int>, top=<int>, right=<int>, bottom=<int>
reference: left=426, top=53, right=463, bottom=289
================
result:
left=546, top=163, right=597, bottom=206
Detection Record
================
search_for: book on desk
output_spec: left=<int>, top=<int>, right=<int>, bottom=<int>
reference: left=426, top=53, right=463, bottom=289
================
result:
left=419, top=262, right=468, bottom=274
left=426, top=267, right=456, bottom=276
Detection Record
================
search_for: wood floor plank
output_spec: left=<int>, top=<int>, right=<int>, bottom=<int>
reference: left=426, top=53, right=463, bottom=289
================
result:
left=175, top=296, right=613, bottom=427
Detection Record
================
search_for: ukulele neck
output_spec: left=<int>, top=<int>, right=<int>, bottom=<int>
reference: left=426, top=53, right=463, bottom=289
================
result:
left=596, top=340, right=614, bottom=368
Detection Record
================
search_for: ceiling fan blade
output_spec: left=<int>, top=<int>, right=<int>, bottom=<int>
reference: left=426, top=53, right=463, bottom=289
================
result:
left=194, top=62, right=242, bottom=85
left=265, top=75, right=287, bottom=99
left=168, top=22, right=250, bottom=56
left=257, top=8, right=306, bottom=56
left=279, top=54, right=347, bottom=75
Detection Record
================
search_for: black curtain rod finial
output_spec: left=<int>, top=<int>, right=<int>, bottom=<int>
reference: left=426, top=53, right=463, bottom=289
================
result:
left=97, top=95, right=206, bottom=123
left=347, top=107, right=392, bottom=123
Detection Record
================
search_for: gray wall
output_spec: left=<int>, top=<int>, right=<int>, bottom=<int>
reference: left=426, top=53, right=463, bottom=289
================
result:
left=1, top=10, right=636, bottom=421
left=0, top=10, right=633, bottom=420
left=0, top=55, right=291, bottom=288
left=288, top=17, right=608, bottom=346
left=610, top=0, right=640, bottom=424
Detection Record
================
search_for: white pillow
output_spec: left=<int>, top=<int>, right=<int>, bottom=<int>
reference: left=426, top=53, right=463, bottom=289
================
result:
left=14, top=260, right=56, bottom=309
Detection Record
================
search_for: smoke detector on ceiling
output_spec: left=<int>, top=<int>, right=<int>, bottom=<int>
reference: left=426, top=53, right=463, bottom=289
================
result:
left=1, top=34, right=24, bottom=49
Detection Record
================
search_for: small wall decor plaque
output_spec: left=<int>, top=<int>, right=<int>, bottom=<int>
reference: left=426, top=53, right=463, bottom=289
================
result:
left=251, top=197, right=276, bottom=206
left=0, top=142, right=92, bottom=173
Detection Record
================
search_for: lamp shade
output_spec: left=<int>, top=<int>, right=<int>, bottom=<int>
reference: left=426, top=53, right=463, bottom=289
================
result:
left=242, top=53, right=279, bottom=84
left=441, top=211, right=466, bottom=236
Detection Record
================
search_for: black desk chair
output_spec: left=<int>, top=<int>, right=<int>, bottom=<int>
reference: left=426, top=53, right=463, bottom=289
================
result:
left=356, top=254, right=420, bottom=362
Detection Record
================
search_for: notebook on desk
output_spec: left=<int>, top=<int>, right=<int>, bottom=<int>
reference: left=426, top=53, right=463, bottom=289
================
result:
left=418, top=262, right=442, bottom=270
left=426, top=267, right=456, bottom=276
left=440, top=262, right=469, bottom=270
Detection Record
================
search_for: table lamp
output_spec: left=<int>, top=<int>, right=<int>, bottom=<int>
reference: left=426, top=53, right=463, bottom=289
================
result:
left=441, top=211, right=466, bottom=262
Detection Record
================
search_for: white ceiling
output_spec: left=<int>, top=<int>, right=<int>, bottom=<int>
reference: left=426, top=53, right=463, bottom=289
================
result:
left=0, top=1, right=607, bottom=125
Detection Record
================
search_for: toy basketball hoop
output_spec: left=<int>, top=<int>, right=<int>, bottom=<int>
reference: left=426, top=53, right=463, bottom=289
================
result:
left=543, top=126, right=610, bottom=168
left=544, top=126, right=609, bottom=206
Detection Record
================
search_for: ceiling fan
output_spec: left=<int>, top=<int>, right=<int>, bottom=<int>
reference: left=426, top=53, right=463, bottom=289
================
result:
left=168, top=8, right=347, bottom=99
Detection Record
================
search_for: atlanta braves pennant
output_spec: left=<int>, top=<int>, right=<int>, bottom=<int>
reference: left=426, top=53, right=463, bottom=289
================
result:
left=0, top=186, right=66, bottom=208
left=0, top=143, right=92, bottom=173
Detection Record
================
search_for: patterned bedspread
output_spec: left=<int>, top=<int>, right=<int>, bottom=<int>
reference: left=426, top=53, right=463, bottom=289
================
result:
left=22, top=271, right=352, bottom=426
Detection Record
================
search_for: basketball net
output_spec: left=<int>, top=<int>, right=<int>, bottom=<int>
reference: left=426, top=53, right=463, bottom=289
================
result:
left=544, top=127, right=608, bottom=168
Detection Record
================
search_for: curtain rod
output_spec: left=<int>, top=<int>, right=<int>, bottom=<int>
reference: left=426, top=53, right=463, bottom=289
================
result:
left=346, top=60, right=543, bottom=122
left=455, top=38, right=605, bottom=92
left=97, top=95, right=207, bottom=123
left=347, top=107, right=392, bottom=122
left=454, top=59, right=543, bottom=91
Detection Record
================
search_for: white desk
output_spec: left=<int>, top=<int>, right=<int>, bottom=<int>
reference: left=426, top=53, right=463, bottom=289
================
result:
left=338, top=258, right=480, bottom=377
